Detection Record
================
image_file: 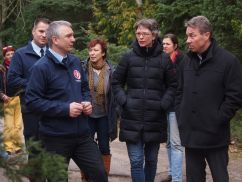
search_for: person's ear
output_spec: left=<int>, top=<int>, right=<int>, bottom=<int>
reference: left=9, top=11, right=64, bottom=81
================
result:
left=52, top=36, right=58, bottom=45
left=32, top=27, right=35, bottom=36
left=174, top=44, right=178, bottom=50
left=204, top=32, right=211, bottom=40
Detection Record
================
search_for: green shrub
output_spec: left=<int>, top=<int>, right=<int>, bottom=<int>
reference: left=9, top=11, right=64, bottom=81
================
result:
left=0, top=138, right=67, bottom=182
left=231, top=109, right=242, bottom=147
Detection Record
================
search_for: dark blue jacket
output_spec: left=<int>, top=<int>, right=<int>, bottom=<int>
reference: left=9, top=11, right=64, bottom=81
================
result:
left=25, top=50, right=91, bottom=137
left=7, top=41, right=42, bottom=113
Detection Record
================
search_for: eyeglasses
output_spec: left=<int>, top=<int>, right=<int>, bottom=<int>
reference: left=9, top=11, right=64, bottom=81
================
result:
left=135, top=32, right=152, bottom=37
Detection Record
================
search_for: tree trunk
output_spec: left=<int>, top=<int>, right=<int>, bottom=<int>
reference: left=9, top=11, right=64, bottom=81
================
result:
left=135, top=0, right=142, bottom=6
left=135, top=0, right=143, bottom=18
left=0, top=0, right=8, bottom=56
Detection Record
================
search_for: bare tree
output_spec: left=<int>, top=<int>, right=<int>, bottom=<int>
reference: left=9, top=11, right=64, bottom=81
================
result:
left=0, top=0, right=27, bottom=53
left=135, top=0, right=142, bottom=6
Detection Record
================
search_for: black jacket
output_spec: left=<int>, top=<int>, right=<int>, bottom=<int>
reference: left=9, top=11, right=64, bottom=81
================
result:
left=167, top=51, right=184, bottom=112
left=176, top=39, right=242, bottom=148
left=112, top=39, right=177, bottom=143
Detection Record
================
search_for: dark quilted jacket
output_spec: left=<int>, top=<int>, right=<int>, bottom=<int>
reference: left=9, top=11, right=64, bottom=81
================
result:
left=112, top=39, right=177, bottom=143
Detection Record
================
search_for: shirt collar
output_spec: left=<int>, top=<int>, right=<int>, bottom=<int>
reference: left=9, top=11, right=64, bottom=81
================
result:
left=49, top=48, right=67, bottom=63
left=31, top=41, right=47, bottom=57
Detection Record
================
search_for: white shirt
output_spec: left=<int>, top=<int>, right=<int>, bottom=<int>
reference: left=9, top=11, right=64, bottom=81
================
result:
left=31, top=41, right=47, bottom=57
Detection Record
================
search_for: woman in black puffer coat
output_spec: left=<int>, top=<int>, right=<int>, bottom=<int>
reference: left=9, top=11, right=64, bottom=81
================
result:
left=112, top=18, right=177, bottom=182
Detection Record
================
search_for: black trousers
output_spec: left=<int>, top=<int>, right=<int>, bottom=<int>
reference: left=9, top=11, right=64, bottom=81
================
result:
left=22, top=112, right=40, bottom=140
left=22, top=113, right=42, bottom=182
left=185, top=146, right=229, bottom=182
left=40, top=135, right=108, bottom=182
left=22, top=112, right=42, bottom=158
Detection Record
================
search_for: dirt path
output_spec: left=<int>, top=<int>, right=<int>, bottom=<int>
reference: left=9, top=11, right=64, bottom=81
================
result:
left=204, top=145, right=242, bottom=182
left=226, top=147, right=242, bottom=182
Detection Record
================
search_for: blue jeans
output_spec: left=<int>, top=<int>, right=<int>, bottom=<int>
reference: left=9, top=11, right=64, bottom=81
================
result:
left=126, top=139, right=160, bottom=182
left=167, top=112, right=184, bottom=182
left=88, top=116, right=110, bottom=155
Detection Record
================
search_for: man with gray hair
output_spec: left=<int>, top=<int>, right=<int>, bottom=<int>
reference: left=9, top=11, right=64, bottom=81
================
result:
left=25, top=20, right=108, bottom=181
left=176, top=15, right=242, bottom=181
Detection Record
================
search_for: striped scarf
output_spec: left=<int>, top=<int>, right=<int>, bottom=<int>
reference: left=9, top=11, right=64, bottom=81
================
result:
left=88, top=61, right=106, bottom=106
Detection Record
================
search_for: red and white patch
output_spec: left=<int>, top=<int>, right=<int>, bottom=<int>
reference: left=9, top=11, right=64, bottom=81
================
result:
left=73, top=70, right=81, bottom=79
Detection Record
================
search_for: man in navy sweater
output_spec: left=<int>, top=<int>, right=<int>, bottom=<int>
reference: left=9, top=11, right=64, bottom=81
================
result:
left=25, top=20, right=107, bottom=182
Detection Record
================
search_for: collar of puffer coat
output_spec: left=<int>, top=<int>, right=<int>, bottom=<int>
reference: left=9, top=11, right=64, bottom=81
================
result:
left=132, top=38, right=162, bottom=57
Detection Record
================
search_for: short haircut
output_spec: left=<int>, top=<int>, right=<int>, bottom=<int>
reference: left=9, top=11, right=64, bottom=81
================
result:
left=46, top=20, right=72, bottom=47
left=134, top=18, right=160, bottom=38
left=185, top=16, right=213, bottom=37
left=87, top=38, right=107, bottom=59
left=163, top=33, right=179, bottom=50
left=33, top=17, right=50, bottom=28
